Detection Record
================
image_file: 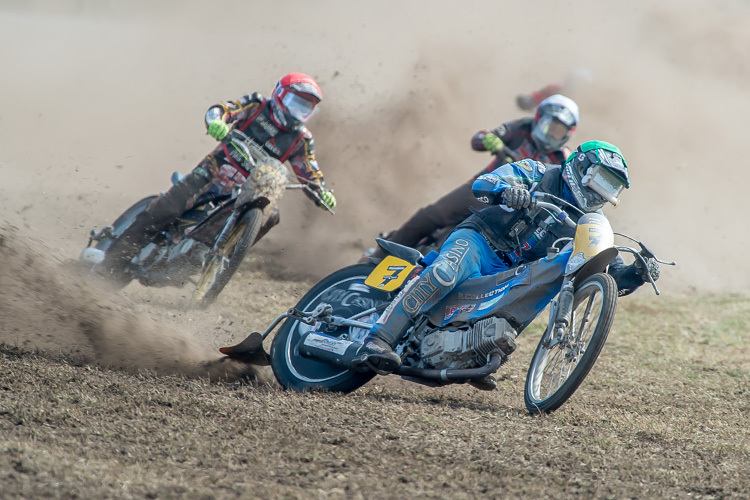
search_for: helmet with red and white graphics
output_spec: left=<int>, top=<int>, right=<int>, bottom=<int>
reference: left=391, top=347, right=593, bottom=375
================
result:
left=271, top=72, right=323, bottom=129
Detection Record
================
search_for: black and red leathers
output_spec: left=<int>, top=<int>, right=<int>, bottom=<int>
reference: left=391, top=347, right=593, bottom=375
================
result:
left=98, top=92, right=330, bottom=282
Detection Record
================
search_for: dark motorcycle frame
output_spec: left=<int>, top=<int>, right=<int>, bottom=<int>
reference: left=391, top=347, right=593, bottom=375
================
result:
left=82, top=129, right=333, bottom=306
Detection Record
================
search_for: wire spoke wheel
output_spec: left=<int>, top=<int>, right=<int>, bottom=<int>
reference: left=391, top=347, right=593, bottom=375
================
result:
left=525, top=273, right=617, bottom=414
left=192, top=208, right=263, bottom=308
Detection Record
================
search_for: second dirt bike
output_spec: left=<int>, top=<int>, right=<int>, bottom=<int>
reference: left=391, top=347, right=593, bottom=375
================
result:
left=80, top=129, right=333, bottom=307
left=222, top=192, right=673, bottom=414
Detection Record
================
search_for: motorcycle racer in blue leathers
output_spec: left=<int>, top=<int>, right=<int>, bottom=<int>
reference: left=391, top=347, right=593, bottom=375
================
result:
left=358, top=141, right=660, bottom=382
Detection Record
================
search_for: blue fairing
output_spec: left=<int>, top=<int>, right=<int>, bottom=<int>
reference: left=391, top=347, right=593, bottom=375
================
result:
left=429, top=249, right=572, bottom=332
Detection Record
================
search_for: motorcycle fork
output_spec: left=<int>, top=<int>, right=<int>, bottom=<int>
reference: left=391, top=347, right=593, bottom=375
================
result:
left=543, top=277, right=575, bottom=349
left=212, top=210, right=239, bottom=254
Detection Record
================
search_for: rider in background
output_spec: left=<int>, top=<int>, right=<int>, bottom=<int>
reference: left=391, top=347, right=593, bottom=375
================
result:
left=515, top=69, right=594, bottom=111
left=359, top=141, right=661, bottom=387
left=515, top=82, right=563, bottom=111
left=96, top=72, right=336, bottom=284
left=365, top=94, right=580, bottom=260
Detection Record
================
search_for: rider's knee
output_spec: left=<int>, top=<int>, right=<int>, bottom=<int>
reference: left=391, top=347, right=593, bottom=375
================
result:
left=266, top=208, right=280, bottom=228
left=432, top=260, right=458, bottom=287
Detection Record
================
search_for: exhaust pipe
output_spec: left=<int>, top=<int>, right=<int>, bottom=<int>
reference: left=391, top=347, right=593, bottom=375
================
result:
left=297, top=331, right=369, bottom=371
left=395, top=352, right=504, bottom=381
left=298, top=331, right=505, bottom=381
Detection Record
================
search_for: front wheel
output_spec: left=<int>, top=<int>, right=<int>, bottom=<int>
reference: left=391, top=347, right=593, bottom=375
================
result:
left=192, top=207, right=263, bottom=308
left=524, top=272, right=617, bottom=414
left=270, top=263, right=392, bottom=393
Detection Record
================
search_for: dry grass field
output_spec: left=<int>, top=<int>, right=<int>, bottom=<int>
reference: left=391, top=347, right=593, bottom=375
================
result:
left=1, top=226, right=749, bottom=499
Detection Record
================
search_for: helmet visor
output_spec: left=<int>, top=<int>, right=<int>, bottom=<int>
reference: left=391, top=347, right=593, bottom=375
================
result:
left=281, top=92, right=318, bottom=122
left=533, top=115, right=572, bottom=151
left=545, top=116, right=571, bottom=141
left=581, top=165, right=626, bottom=207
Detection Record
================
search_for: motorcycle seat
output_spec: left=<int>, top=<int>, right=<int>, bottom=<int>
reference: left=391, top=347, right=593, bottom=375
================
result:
left=375, top=238, right=424, bottom=265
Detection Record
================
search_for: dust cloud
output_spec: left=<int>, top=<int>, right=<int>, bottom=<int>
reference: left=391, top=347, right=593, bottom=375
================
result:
left=0, top=223, right=273, bottom=383
left=1, top=0, right=748, bottom=366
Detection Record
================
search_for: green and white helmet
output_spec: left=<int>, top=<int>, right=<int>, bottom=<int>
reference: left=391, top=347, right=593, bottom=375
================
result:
left=562, top=141, right=630, bottom=211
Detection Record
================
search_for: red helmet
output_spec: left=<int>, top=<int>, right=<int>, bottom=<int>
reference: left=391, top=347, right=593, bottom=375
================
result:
left=271, top=72, right=323, bottom=128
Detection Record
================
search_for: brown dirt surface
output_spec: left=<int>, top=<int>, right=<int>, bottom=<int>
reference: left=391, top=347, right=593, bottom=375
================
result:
left=1, top=0, right=749, bottom=498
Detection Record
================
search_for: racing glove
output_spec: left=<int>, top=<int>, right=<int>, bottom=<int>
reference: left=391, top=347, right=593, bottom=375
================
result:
left=502, top=187, right=532, bottom=210
left=319, top=189, right=336, bottom=210
left=633, top=256, right=660, bottom=283
left=482, top=133, right=505, bottom=154
left=207, top=120, right=229, bottom=141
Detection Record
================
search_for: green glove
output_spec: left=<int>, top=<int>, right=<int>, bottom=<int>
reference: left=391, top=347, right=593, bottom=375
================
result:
left=319, top=189, right=336, bottom=210
left=207, top=120, right=229, bottom=141
left=482, top=133, right=504, bottom=154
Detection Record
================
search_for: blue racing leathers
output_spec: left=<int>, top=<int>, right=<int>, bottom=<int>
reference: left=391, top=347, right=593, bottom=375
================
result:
left=370, top=229, right=510, bottom=344
left=368, top=159, right=647, bottom=346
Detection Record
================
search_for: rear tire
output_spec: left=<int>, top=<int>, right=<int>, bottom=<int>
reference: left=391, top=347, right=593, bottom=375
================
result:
left=524, top=273, right=617, bottom=414
left=81, top=196, right=157, bottom=288
left=270, top=263, right=392, bottom=393
left=94, top=196, right=157, bottom=253
left=192, top=208, right=263, bottom=308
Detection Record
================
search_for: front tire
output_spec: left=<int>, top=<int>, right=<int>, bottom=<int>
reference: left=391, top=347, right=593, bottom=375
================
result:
left=192, top=207, right=263, bottom=308
left=270, top=264, right=392, bottom=393
left=524, top=273, right=617, bottom=414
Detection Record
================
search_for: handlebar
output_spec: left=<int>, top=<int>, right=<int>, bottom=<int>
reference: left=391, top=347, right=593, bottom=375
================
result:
left=529, top=192, right=676, bottom=295
left=286, top=183, right=336, bottom=215
left=529, top=193, right=578, bottom=228
left=222, top=129, right=335, bottom=215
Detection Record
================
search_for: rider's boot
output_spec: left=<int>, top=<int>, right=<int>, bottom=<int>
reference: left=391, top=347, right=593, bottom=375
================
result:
left=468, top=375, right=498, bottom=391
left=359, top=333, right=402, bottom=373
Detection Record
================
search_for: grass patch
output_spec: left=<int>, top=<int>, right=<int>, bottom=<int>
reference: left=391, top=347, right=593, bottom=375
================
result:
left=1, top=292, right=749, bottom=499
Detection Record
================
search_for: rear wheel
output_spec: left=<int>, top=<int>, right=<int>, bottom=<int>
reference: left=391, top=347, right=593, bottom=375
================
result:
left=524, top=273, right=617, bottom=414
left=270, top=264, right=392, bottom=393
left=79, top=196, right=158, bottom=287
left=192, top=208, right=263, bottom=308
left=93, top=196, right=157, bottom=253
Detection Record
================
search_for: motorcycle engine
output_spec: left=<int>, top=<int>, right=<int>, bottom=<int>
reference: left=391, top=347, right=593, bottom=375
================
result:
left=418, top=317, right=517, bottom=370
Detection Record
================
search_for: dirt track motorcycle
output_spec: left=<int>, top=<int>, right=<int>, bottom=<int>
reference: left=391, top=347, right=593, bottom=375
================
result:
left=80, top=129, right=333, bottom=307
left=221, top=192, right=673, bottom=414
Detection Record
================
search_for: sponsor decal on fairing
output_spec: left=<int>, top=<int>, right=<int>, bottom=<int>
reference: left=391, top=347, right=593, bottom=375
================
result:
left=443, top=303, right=476, bottom=321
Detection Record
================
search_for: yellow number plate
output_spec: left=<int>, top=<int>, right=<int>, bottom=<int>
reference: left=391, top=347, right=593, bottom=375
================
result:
left=364, top=256, right=416, bottom=292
